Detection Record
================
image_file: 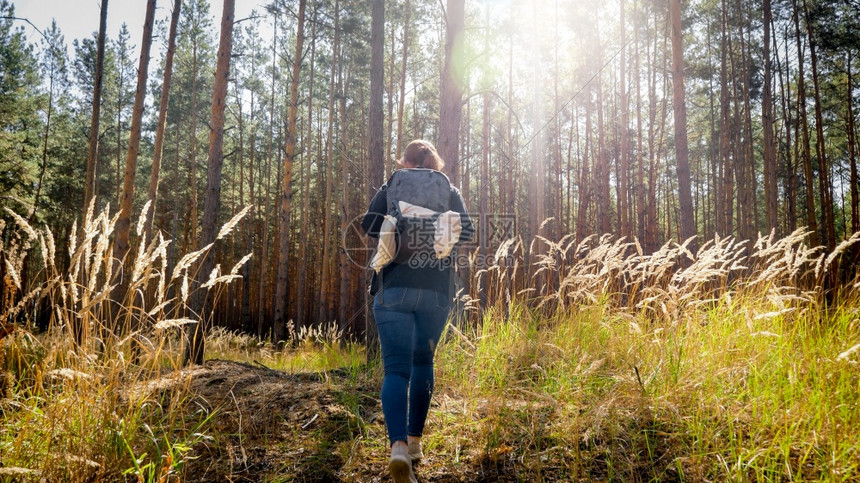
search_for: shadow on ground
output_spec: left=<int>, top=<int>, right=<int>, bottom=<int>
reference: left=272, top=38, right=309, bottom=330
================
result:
left=169, top=360, right=685, bottom=482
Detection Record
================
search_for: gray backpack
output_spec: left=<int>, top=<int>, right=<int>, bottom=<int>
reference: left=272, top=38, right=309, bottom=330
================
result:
left=385, top=168, right=452, bottom=264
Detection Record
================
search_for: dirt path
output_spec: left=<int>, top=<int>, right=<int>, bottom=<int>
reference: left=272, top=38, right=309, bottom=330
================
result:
left=174, top=360, right=502, bottom=482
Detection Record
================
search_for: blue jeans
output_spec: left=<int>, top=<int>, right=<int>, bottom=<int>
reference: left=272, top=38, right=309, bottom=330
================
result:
left=373, top=286, right=452, bottom=445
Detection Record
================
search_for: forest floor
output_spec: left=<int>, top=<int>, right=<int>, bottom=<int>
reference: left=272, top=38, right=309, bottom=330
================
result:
left=172, top=359, right=513, bottom=483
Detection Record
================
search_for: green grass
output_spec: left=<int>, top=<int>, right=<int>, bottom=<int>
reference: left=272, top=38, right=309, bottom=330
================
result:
left=3, top=295, right=858, bottom=481
left=431, top=298, right=860, bottom=481
left=204, top=325, right=367, bottom=374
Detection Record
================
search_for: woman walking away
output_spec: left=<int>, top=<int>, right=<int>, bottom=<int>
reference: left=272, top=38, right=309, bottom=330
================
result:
left=361, top=139, right=473, bottom=483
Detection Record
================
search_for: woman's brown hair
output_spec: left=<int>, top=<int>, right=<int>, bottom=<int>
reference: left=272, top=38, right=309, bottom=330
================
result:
left=398, top=139, right=445, bottom=171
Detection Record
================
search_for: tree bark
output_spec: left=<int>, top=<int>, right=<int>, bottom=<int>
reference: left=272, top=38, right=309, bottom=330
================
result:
left=635, top=0, right=645, bottom=243
left=369, top=0, right=385, bottom=197
left=145, top=0, right=181, bottom=241
left=593, top=16, right=609, bottom=237
left=802, top=0, right=835, bottom=249
left=619, top=0, right=630, bottom=239
left=184, top=0, right=235, bottom=365
left=274, top=0, right=306, bottom=343
left=595, top=71, right=609, bottom=236
left=480, top=92, right=490, bottom=263
left=669, top=0, right=696, bottom=246
left=338, top=27, right=351, bottom=330
left=319, top=0, right=340, bottom=326
left=386, top=18, right=396, bottom=178
left=793, top=0, right=818, bottom=245
left=706, top=20, right=718, bottom=238
left=258, top=12, right=278, bottom=338
left=366, top=0, right=385, bottom=359
left=775, top=21, right=797, bottom=233
left=297, top=11, right=316, bottom=329
left=183, top=39, right=200, bottom=253
left=365, top=0, right=385, bottom=361
left=719, top=0, right=733, bottom=236
left=576, top=94, right=592, bottom=242
left=32, top=44, right=56, bottom=225
left=762, top=0, right=778, bottom=233
left=395, top=0, right=410, bottom=161
left=439, top=0, right=464, bottom=185
left=84, top=0, right=108, bottom=214
left=112, top=0, right=156, bottom=324
left=848, top=52, right=858, bottom=234
left=735, top=4, right=756, bottom=243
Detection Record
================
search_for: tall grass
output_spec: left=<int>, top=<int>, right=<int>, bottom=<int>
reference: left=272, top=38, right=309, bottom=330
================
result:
left=0, top=201, right=251, bottom=481
left=433, top=300, right=860, bottom=480
left=430, top=228, right=860, bottom=480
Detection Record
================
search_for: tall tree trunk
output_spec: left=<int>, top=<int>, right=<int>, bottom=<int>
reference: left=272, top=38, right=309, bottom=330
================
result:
left=552, top=0, right=562, bottom=242
left=529, top=7, right=547, bottom=278
left=669, top=0, right=696, bottom=246
left=258, top=12, right=278, bottom=338
left=185, top=0, right=235, bottom=365
left=369, top=0, right=385, bottom=197
left=576, top=94, right=592, bottom=242
left=463, top=98, right=471, bottom=207
left=848, top=52, right=858, bottom=234
left=635, top=0, right=645, bottom=244
left=734, top=4, right=755, bottom=243
left=32, top=49, right=55, bottom=225
left=706, top=20, right=719, bottom=238
left=386, top=18, right=396, bottom=177
left=112, top=0, right=156, bottom=325
left=168, top=127, right=182, bottom=317
left=645, top=9, right=661, bottom=250
left=439, top=0, right=465, bottom=185
left=793, top=0, right=818, bottom=245
left=241, top=33, right=259, bottom=334
left=480, top=92, right=490, bottom=263
left=84, top=0, right=108, bottom=213
left=802, top=0, right=835, bottom=249
left=297, top=12, right=316, bottom=328
left=652, top=31, right=670, bottom=248
left=593, top=16, right=609, bottom=237
left=719, top=0, right=733, bottom=236
left=395, top=0, right=410, bottom=161
left=619, top=0, right=630, bottom=239
left=319, top=0, right=340, bottom=326
left=338, top=36, right=351, bottom=330
left=762, top=0, right=778, bottom=233
left=184, top=39, right=201, bottom=253
left=274, top=0, right=306, bottom=343
left=776, top=22, right=797, bottom=232
left=243, top=107, right=254, bottom=333
left=742, top=10, right=760, bottom=234
left=595, top=72, right=609, bottom=235
left=145, top=0, right=181, bottom=241
left=365, top=0, right=385, bottom=358
left=566, top=110, right=574, bottom=235
left=507, top=34, right=515, bottom=219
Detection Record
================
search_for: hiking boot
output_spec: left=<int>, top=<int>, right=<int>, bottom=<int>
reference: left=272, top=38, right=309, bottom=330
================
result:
left=407, top=439, right=424, bottom=461
left=389, top=443, right=418, bottom=483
